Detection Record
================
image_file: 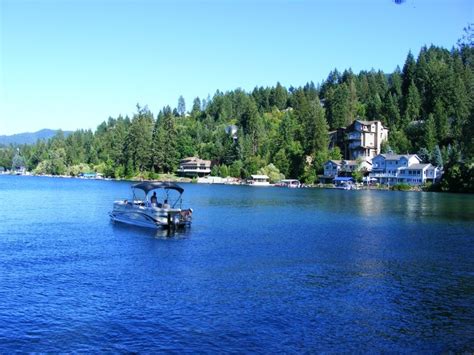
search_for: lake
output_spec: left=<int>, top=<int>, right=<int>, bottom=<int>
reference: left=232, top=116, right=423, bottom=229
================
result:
left=0, top=175, right=473, bottom=352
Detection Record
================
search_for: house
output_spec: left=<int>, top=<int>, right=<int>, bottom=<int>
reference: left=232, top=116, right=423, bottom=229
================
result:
left=321, top=159, right=372, bottom=183
left=177, top=157, right=212, bottom=177
left=323, top=160, right=343, bottom=178
left=248, top=174, right=270, bottom=186
left=370, top=154, right=442, bottom=185
left=345, top=120, right=389, bottom=160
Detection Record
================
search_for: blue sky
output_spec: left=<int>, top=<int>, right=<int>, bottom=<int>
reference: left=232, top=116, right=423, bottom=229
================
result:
left=0, top=0, right=472, bottom=135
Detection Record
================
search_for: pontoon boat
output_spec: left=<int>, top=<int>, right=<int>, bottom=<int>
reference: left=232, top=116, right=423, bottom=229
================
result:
left=109, top=182, right=193, bottom=229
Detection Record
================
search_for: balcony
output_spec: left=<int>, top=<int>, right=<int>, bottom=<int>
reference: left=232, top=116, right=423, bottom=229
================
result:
left=370, top=172, right=399, bottom=178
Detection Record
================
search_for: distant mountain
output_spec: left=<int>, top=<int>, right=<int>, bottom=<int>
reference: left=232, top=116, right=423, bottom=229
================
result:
left=0, top=129, right=73, bottom=146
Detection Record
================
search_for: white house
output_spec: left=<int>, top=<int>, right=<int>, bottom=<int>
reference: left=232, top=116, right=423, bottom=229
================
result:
left=323, top=159, right=372, bottom=178
left=370, top=154, right=442, bottom=185
left=248, top=175, right=271, bottom=186
left=177, top=157, right=212, bottom=177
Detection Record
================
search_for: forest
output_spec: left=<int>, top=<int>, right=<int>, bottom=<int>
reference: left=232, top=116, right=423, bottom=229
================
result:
left=1, top=36, right=473, bottom=192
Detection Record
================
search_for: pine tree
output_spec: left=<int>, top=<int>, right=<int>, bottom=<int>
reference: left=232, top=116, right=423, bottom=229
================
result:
left=403, top=80, right=422, bottom=125
left=423, top=114, right=437, bottom=153
left=433, top=99, right=449, bottom=142
left=327, top=83, right=350, bottom=129
left=177, top=96, right=186, bottom=116
left=402, top=51, right=416, bottom=97
left=152, top=108, right=179, bottom=173
left=125, top=106, right=154, bottom=173
left=381, top=92, right=401, bottom=128
left=191, top=97, right=201, bottom=116
left=431, top=145, right=443, bottom=167
left=271, top=82, right=288, bottom=110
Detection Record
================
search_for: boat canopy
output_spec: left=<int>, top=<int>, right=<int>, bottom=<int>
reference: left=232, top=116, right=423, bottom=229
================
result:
left=132, top=181, right=184, bottom=195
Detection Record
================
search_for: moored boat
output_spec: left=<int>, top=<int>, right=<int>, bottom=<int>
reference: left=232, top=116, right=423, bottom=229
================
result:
left=109, top=181, right=193, bottom=229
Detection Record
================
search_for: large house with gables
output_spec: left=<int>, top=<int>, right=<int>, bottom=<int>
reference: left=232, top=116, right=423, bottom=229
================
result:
left=370, top=154, right=442, bottom=185
left=329, top=119, right=389, bottom=160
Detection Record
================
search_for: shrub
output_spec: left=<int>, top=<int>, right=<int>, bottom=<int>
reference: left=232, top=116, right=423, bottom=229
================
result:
left=391, top=183, right=411, bottom=191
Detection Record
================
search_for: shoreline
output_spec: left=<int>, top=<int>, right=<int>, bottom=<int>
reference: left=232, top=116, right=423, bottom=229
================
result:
left=1, top=172, right=434, bottom=192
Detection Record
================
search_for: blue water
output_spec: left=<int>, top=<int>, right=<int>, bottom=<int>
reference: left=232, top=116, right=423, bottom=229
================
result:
left=0, top=175, right=473, bottom=352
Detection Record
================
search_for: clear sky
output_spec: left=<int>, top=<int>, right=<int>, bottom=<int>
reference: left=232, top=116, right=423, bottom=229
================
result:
left=0, top=0, right=472, bottom=135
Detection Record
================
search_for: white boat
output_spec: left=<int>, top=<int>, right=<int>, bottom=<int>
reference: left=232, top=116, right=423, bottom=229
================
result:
left=109, top=182, right=193, bottom=229
left=335, top=181, right=358, bottom=190
left=277, top=179, right=301, bottom=188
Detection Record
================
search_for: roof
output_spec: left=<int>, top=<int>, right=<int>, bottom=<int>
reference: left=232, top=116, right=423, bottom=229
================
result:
left=132, top=181, right=184, bottom=194
left=180, top=157, right=211, bottom=163
left=326, top=160, right=342, bottom=166
left=402, top=163, right=431, bottom=170
left=355, top=119, right=378, bottom=126
left=377, top=154, right=418, bottom=160
left=342, top=160, right=358, bottom=166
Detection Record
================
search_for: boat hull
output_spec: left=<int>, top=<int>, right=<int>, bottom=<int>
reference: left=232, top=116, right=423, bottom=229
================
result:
left=110, top=201, right=192, bottom=229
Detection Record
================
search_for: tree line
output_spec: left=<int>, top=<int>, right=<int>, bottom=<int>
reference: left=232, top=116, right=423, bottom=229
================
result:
left=1, top=34, right=473, bottom=192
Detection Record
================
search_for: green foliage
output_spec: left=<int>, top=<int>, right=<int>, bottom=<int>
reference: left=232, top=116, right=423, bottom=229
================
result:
left=391, top=183, right=412, bottom=191
left=229, top=160, right=243, bottom=178
left=257, top=163, right=284, bottom=183
left=431, top=145, right=443, bottom=167
left=12, top=151, right=25, bottom=170
left=352, top=170, right=364, bottom=183
left=219, top=164, right=229, bottom=178
left=441, top=162, right=474, bottom=193
left=388, top=129, right=411, bottom=154
left=210, top=165, right=219, bottom=176
left=67, top=163, right=91, bottom=176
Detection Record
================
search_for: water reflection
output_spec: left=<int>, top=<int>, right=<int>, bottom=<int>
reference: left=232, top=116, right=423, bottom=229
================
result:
left=111, top=221, right=191, bottom=240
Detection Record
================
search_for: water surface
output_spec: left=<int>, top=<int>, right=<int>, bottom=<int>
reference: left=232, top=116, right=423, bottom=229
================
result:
left=0, top=175, right=473, bottom=352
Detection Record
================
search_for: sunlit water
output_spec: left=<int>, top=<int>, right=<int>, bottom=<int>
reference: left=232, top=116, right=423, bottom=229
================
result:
left=0, top=175, right=473, bottom=352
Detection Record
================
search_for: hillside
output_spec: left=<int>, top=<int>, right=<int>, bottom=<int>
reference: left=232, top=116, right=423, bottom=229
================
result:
left=0, top=129, right=72, bottom=146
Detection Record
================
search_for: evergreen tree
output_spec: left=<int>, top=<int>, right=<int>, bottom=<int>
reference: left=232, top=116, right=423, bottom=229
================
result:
left=403, top=80, right=422, bottom=125
left=271, top=82, right=288, bottom=110
left=423, top=114, right=437, bottom=153
left=433, top=99, right=450, bottom=142
left=389, top=66, right=403, bottom=97
left=417, top=147, right=431, bottom=163
left=177, top=95, right=186, bottom=116
left=381, top=92, right=401, bottom=128
left=402, top=51, right=416, bottom=97
left=124, top=105, right=154, bottom=173
left=325, top=83, right=350, bottom=129
left=431, top=145, right=443, bottom=167
left=152, top=107, right=179, bottom=173
left=191, top=97, right=201, bottom=116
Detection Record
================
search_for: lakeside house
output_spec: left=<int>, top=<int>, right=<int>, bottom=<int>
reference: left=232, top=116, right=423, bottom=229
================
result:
left=370, top=154, right=442, bottom=185
left=248, top=174, right=270, bottom=186
left=177, top=157, right=212, bottom=177
left=321, top=159, right=372, bottom=183
left=322, top=154, right=442, bottom=186
left=329, top=119, right=389, bottom=160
